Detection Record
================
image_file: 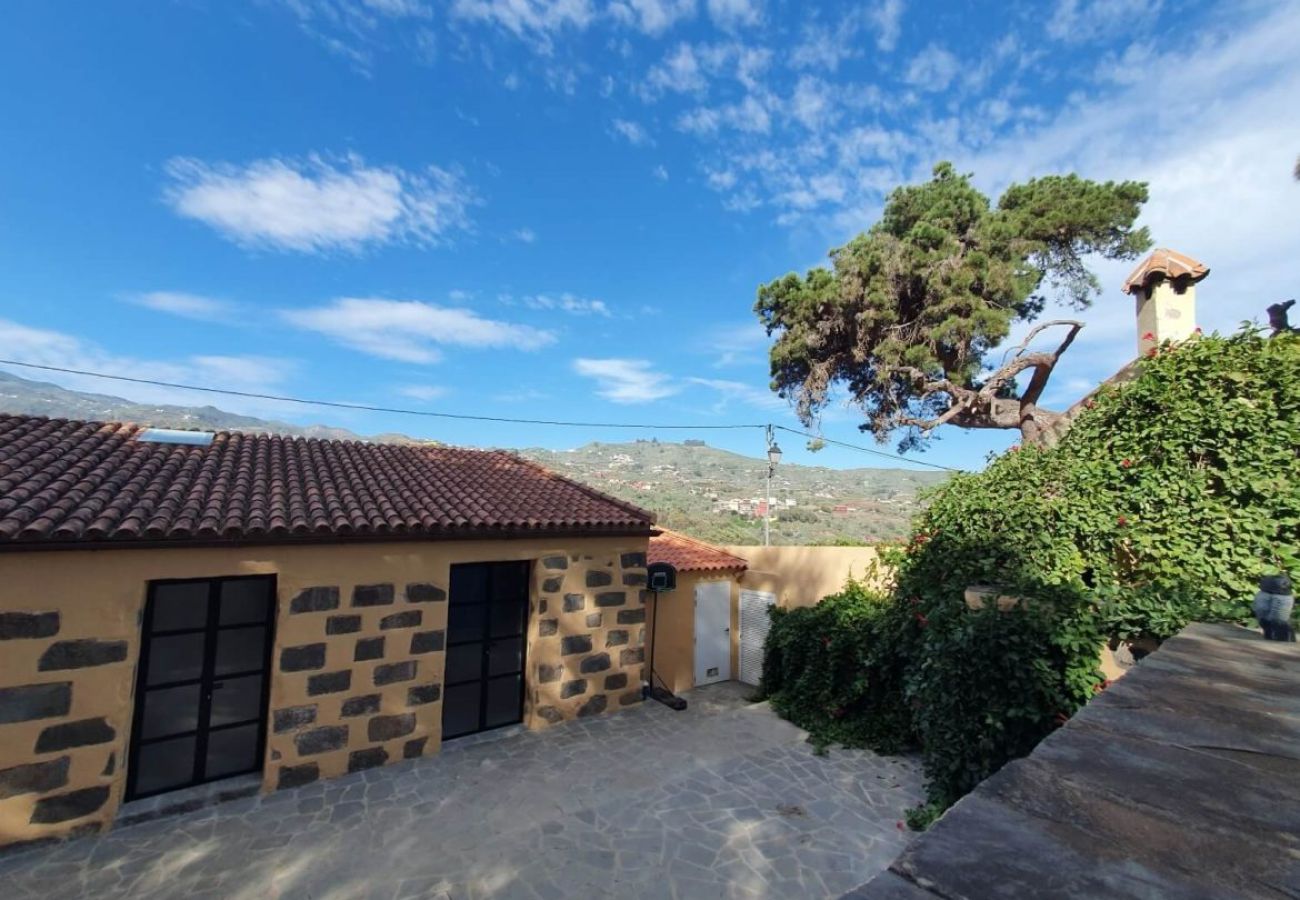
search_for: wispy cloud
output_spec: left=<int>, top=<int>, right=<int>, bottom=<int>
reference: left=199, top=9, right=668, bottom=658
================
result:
left=868, top=0, right=906, bottom=51
left=1047, top=0, right=1161, bottom=43
left=652, top=164, right=670, bottom=180
left=0, top=317, right=294, bottom=410
left=609, top=0, right=696, bottom=35
left=573, top=357, right=679, bottom=403
left=282, top=298, right=556, bottom=363
left=163, top=154, right=476, bottom=254
left=124, top=291, right=238, bottom=323
left=519, top=293, right=613, bottom=316
left=688, top=376, right=785, bottom=410
left=611, top=117, right=655, bottom=146
left=904, top=43, right=960, bottom=91
left=278, top=0, right=435, bottom=72
left=706, top=0, right=762, bottom=30
left=513, top=227, right=538, bottom=243
left=449, top=0, right=597, bottom=51
left=396, top=383, right=449, bottom=401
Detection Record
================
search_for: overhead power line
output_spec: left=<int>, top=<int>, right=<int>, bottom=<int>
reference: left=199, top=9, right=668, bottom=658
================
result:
left=0, top=357, right=964, bottom=471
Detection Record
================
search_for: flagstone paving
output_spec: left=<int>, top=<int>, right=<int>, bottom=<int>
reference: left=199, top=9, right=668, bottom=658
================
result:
left=0, top=683, right=923, bottom=899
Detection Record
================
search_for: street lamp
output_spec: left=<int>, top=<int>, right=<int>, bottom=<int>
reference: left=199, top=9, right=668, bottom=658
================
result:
left=764, top=427, right=782, bottom=546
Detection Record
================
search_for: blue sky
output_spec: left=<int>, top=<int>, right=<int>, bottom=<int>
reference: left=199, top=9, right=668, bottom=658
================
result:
left=1, top=0, right=1297, bottom=472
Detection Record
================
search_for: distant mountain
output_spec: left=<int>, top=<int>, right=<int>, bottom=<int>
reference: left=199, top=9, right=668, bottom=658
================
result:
left=0, top=369, right=946, bottom=544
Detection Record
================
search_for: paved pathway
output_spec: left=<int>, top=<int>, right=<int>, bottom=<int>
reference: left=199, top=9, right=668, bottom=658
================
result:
left=1, top=683, right=923, bottom=900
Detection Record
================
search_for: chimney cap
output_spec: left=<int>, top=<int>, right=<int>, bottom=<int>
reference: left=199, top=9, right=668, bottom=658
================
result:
left=1123, top=248, right=1209, bottom=295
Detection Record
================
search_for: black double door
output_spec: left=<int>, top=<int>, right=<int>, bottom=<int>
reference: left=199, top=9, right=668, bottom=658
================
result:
left=127, top=575, right=275, bottom=800
left=442, top=561, right=530, bottom=739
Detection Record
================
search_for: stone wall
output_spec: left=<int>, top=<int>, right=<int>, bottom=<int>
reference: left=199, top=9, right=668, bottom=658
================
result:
left=0, top=535, right=649, bottom=849
left=526, top=550, right=647, bottom=726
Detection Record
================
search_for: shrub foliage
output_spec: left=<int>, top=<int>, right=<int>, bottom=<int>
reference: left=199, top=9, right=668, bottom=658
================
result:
left=760, top=329, right=1300, bottom=819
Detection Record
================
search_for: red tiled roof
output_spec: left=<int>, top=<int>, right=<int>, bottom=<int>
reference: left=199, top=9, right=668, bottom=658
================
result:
left=648, top=530, right=747, bottom=573
left=0, top=414, right=654, bottom=548
left=1122, top=248, right=1209, bottom=295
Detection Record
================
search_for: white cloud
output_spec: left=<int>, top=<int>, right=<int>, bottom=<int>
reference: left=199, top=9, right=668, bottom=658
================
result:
left=868, top=0, right=905, bottom=51
left=707, top=0, right=762, bottom=30
left=282, top=298, right=556, bottom=363
left=0, top=318, right=295, bottom=412
left=678, top=92, right=772, bottom=135
left=641, top=43, right=708, bottom=97
left=164, top=154, right=476, bottom=254
left=396, top=384, right=449, bottom=401
left=1047, top=0, right=1161, bottom=43
left=611, top=118, right=654, bottom=145
left=449, top=0, right=596, bottom=51
left=699, top=320, right=768, bottom=367
left=573, top=358, right=679, bottom=403
left=688, top=377, right=786, bottom=410
left=125, top=291, right=237, bottom=323
left=609, top=0, right=696, bottom=35
left=278, top=0, right=433, bottom=72
left=652, top=164, right=670, bottom=180
left=905, top=44, right=959, bottom=92
left=790, top=76, right=834, bottom=130
left=514, top=227, right=538, bottom=243
left=521, top=293, right=613, bottom=316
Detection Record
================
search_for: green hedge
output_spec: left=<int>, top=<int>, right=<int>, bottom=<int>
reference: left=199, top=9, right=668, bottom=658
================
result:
left=760, top=328, right=1300, bottom=823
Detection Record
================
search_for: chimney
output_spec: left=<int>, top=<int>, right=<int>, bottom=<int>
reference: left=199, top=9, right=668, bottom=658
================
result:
left=1122, top=248, right=1209, bottom=356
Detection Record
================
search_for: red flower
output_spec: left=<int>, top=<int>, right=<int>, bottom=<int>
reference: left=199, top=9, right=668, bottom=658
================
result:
left=896, top=821, right=905, bottom=830
left=1009, top=444, right=1021, bottom=452
left=1141, top=331, right=1155, bottom=341
left=1146, top=348, right=1159, bottom=358
left=1120, top=459, right=1132, bottom=468
left=1117, top=515, right=1128, bottom=527
left=1084, top=399, right=1096, bottom=409
left=914, top=613, right=929, bottom=627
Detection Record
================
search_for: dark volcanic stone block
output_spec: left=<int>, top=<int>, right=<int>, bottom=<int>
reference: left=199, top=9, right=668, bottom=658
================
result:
left=542, top=577, right=563, bottom=593
left=623, top=573, right=647, bottom=586
left=354, top=637, right=385, bottom=662
left=0, top=682, right=72, bottom=724
left=410, top=630, right=445, bottom=654
left=537, top=663, right=562, bottom=684
left=580, top=653, right=611, bottom=674
left=278, top=763, right=319, bottom=789
left=341, top=694, right=381, bottom=717
left=348, top=747, right=389, bottom=773
left=29, top=786, right=110, bottom=824
left=290, top=587, right=339, bottom=614
left=617, top=608, right=646, bottom=625
left=595, top=592, right=626, bottom=608
left=403, top=737, right=428, bottom=759
left=619, top=691, right=642, bottom=706
left=34, top=717, right=115, bottom=753
left=585, top=570, right=613, bottom=588
left=368, top=713, right=416, bottom=742
left=408, top=683, right=442, bottom=705
left=604, top=673, right=628, bottom=691
left=406, top=583, right=446, bottom=604
left=0, top=611, right=59, bottom=640
left=605, top=629, right=629, bottom=647
left=542, top=556, right=568, bottom=570
left=561, top=679, right=587, bottom=698
left=561, top=635, right=592, bottom=655
left=326, top=614, right=362, bottom=635
left=585, top=613, right=602, bottom=628
left=380, top=610, right=422, bottom=630
left=273, top=705, right=317, bottom=733
left=374, top=661, right=417, bottom=685
left=620, top=648, right=645, bottom=666
left=102, top=753, right=115, bottom=776
left=280, top=643, right=326, bottom=672
left=307, top=670, right=352, bottom=695
left=577, top=695, right=607, bottom=718
left=538, top=618, right=558, bottom=637
left=295, top=725, right=348, bottom=756
left=38, top=639, right=127, bottom=671
left=353, top=584, right=395, bottom=607
left=0, top=757, right=70, bottom=800
left=536, top=706, right=563, bottom=724
left=563, top=594, right=585, bottom=612
left=620, top=552, right=647, bottom=569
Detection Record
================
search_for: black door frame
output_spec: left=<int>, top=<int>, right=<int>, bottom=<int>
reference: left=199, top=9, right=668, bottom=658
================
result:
left=442, top=560, right=531, bottom=740
left=126, top=574, right=277, bottom=801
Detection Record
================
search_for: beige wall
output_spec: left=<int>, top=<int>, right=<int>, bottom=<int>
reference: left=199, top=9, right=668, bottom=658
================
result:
left=722, top=545, right=887, bottom=610
left=1136, top=279, right=1198, bottom=355
left=0, top=535, right=647, bottom=849
left=643, top=569, right=742, bottom=696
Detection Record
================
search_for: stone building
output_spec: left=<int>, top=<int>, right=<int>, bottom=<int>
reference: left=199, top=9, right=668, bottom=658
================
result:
left=0, top=414, right=654, bottom=849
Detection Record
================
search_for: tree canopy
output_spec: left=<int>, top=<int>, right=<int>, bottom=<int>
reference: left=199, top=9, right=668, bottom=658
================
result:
left=756, top=162, right=1151, bottom=449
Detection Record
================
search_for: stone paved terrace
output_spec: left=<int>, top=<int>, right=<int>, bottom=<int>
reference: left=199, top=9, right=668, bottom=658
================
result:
left=845, top=622, right=1300, bottom=899
left=0, top=682, right=923, bottom=899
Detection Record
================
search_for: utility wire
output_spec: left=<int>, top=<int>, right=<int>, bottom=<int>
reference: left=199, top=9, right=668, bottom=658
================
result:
left=0, top=357, right=964, bottom=471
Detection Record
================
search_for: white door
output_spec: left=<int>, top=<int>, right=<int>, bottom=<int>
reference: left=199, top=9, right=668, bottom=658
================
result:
left=738, top=589, right=776, bottom=686
left=693, top=581, right=732, bottom=686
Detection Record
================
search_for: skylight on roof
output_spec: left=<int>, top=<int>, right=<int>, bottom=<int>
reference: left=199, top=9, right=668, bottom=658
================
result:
left=136, top=428, right=215, bottom=446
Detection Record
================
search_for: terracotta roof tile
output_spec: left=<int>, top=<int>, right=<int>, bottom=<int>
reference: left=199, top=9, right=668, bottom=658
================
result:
left=648, top=530, right=747, bottom=573
left=1122, top=248, right=1209, bottom=295
left=0, top=414, right=654, bottom=548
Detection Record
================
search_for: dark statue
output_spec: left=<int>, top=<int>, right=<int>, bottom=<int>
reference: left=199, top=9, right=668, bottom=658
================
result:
left=1253, top=573, right=1296, bottom=641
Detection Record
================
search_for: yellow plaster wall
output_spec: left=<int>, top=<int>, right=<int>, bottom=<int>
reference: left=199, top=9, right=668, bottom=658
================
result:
left=0, top=535, right=646, bottom=849
left=1136, top=279, right=1198, bottom=355
left=722, top=545, right=887, bottom=610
